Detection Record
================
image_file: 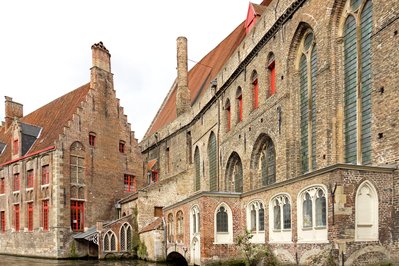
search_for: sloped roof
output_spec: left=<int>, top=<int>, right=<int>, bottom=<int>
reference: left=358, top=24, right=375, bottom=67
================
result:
left=0, top=83, right=91, bottom=164
left=144, top=1, right=271, bottom=139
left=144, top=21, right=246, bottom=138
left=139, top=217, right=163, bottom=234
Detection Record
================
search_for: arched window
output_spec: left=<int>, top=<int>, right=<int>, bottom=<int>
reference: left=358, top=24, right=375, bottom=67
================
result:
left=246, top=200, right=265, bottom=243
left=120, top=223, right=132, bottom=252
left=208, top=132, right=217, bottom=191
left=103, top=230, right=117, bottom=252
left=356, top=181, right=378, bottom=240
left=168, top=213, right=174, bottom=243
left=194, top=147, right=200, bottom=191
left=343, top=0, right=372, bottom=164
left=251, top=70, right=259, bottom=110
left=191, top=205, right=200, bottom=236
left=225, top=99, right=231, bottom=132
left=267, top=52, right=276, bottom=97
left=269, top=194, right=292, bottom=243
left=214, top=203, right=233, bottom=244
left=225, top=152, right=243, bottom=192
left=297, top=186, right=327, bottom=242
left=299, top=30, right=317, bottom=174
left=236, top=87, right=243, bottom=123
left=176, top=210, right=184, bottom=237
left=251, top=134, right=276, bottom=189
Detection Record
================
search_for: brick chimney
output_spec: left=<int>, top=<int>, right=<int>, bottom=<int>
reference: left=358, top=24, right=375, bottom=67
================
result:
left=91, top=41, right=111, bottom=72
left=5, top=96, right=23, bottom=130
left=176, top=36, right=190, bottom=116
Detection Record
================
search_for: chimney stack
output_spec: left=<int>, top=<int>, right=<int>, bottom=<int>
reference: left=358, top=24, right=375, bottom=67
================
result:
left=91, top=42, right=111, bottom=72
left=5, top=96, right=23, bottom=130
left=176, top=36, right=190, bottom=116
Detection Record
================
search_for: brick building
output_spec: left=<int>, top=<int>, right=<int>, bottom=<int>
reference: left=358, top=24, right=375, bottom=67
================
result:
left=0, top=42, right=143, bottom=258
left=135, top=0, right=399, bottom=265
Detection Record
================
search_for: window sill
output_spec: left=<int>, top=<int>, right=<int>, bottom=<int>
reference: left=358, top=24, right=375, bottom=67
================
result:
left=26, top=188, right=33, bottom=192
left=0, top=193, right=4, bottom=196
left=41, top=184, right=49, bottom=190
left=269, top=240, right=293, bottom=244
left=297, top=240, right=329, bottom=244
left=12, top=191, right=20, bottom=195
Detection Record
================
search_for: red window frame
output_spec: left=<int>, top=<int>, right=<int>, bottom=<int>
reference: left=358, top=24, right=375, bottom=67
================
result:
left=14, top=204, right=20, bottom=232
left=27, top=170, right=34, bottom=189
left=0, top=211, right=5, bottom=233
left=119, top=141, right=125, bottom=153
left=13, top=173, right=20, bottom=191
left=70, top=200, right=84, bottom=232
left=253, top=79, right=259, bottom=109
left=0, top=178, right=5, bottom=194
left=27, top=202, right=33, bottom=232
left=42, top=200, right=49, bottom=231
left=89, top=133, right=96, bottom=147
left=268, top=61, right=276, bottom=96
left=41, top=165, right=49, bottom=185
left=124, top=174, right=136, bottom=192
left=13, top=139, right=19, bottom=155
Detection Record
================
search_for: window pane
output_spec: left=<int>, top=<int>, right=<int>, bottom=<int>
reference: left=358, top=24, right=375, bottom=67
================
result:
left=273, top=204, right=281, bottom=230
left=283, top=202, right=291, bottom=229
left=258, top=206, right=264, bottom=231
left=303, top=193, right=313, bottom=228
left=316, top=190, right=326, bottom=226
left=250, top=208, right=256, bottom=232
left=217, top=207, right=228, bottom=232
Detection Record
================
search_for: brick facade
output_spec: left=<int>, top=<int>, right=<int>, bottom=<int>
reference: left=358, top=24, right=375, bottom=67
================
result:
left=0, top=42, right=143, bottom=258
left=137, top=0, right=399, bottom=265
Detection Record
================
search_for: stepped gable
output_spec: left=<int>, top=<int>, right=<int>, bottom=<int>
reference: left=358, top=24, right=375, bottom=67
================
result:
left=0, top=83, right=91, bottom=164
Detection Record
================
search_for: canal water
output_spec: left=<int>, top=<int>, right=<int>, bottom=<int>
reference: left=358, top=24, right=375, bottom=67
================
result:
left=0, top=255, right=167, bottom=266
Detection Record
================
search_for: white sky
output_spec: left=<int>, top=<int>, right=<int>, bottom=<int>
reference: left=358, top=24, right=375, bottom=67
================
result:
left=0, top=1, right=257, bottom=141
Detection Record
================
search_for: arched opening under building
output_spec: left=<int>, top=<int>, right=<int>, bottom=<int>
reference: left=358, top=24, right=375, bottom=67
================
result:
left=166, top=251, right=188, bottom=266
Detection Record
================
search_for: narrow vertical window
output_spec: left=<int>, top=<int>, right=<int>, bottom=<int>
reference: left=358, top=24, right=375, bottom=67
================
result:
left=70, top=156, right=84, bottom=184
left=119, top=141, right=125, bottom=153
left=41, top=165, right=49, bottom=185
left=299, top=31, right=317, bottom=173
left=194, top=147, right=200, bottom=191
left=0, top=211, right=5, bottom=233
left=251, top=71, right=259, bottom=110
left=165, top=147, right=170, bottom=173
left=42, top=200, right=49, bottom=231
left=27, top=202, right=33, bottom=232
left=0, top=177, right=5, bottom=194
left=13, top=173, right=20, bottom=191
left=267, top=53, right=276, bottom=97
left=70, top=200, right=84, bottom=231
left=89, top=132, right=96, bottom=147
left=236, top=87, right=243, bottom=123
left=27, top=170, right=34, bottom=189
left=103, top=231, right=117, bottom=252
left=273, top=199, right=281, bottom=230
left=120, top=223, right=132, bottom=251
left=344, top=0, right=373, bottom=164
left=315, top=189, right=326, bottom=227
left=14, top=204, right=20, bottom=232
left=168, top=214, right=174, bottom=242
left=225, top=99, right=231, bottom=131
left=208, top=132, right=217, bottom=191
left=186, top=131, right=193, bottom=164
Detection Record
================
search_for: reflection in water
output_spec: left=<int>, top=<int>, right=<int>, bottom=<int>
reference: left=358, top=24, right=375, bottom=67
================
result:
left=0, top=255, right=165, bottom=266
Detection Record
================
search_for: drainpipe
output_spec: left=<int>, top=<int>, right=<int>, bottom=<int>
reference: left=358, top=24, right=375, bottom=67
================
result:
left=329, top=183, right=337, bottom=225
left=162, top=216, right=167, bottom=259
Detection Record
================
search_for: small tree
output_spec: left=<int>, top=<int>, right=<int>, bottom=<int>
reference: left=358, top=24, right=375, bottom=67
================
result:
left=236, top=230, right=261, bottom=266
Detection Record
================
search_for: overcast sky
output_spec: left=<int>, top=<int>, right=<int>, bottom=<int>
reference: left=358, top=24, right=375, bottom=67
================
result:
left=0, top=1, right=257, bottom=141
